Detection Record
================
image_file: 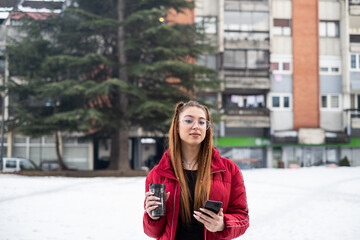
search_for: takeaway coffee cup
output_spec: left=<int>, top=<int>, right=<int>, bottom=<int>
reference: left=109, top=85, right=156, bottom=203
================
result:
left=149, top=183, right=166, bottom=217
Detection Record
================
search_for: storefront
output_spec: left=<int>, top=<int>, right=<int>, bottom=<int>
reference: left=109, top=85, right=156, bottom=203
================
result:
left=216, top=137, right=360, bottom=168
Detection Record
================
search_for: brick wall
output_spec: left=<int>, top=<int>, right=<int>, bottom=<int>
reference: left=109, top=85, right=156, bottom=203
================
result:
left=292, top=0, right=320, bottom=129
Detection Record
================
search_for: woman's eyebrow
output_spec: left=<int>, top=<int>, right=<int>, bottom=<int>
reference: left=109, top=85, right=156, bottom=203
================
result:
left=183, top=115, right=206, bottom=120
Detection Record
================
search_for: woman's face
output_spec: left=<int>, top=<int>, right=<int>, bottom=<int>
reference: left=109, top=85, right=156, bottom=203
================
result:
left=178, top=106, right=208, bottom=147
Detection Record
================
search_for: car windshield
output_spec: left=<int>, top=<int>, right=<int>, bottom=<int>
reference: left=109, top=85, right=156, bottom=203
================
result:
left=20, top=160, right=37, bottom=170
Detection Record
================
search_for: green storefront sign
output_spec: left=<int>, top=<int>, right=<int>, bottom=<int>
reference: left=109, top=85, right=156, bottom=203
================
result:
left=216, top=137, right=360, bottom=147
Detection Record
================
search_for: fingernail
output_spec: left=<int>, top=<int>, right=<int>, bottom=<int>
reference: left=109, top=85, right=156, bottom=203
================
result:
left=155, top=197, right=160, bottom=200
left=199, top=208, right=204, bottom=211
left=194, top=211, right=200, bottom=215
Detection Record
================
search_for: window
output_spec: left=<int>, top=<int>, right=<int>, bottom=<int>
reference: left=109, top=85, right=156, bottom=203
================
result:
left=224, top=11, right=269, bottom=32
left=284, top=96, right=290, bottom=108
left=320, top=67, right=329, bottom=72
left=224, top=50, right=246, bottom=68
left=224, top=50, right=269, bottom=69
left=283, top=63, right=290, bottom=71
left=331, top=96, right=339, bottom=108
left=320, top=57, right=341, bottom=74
left=350, top=94, right=360, bottom=109
left=272, top=96, right=280, bottom=108
left=319, top=21, right=339, bottom=37
left=229, top=94, right=265, bottom=108
left=195, top=16, right=217, bottom=34
left=270, top=94, right=292, bottom=110
left=321, top=96, right=327, bottom=108
left=197, top=93, right=218, bottom=106
left=350, top=53, right=360, bottom=71
left=271, top=63, right=279, bottom=71
left=350, top=34, right=360, bottom=43
left=6, top=160, right=16, bottom=168
left=273, top=19, right=291, bottom=36
left=197, top=54, right=217, bottom=69
left=331, top=67, right=339, bottom=72
left=321, top=94, right=341, bottom=110
left=271, top=61, right=291, bottom=73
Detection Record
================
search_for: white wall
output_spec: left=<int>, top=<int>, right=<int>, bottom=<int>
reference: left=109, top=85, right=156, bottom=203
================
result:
left=319, top=0, right=340, bottom=21
left=271, top=111, right=293, bottom=131
left=320, top=111, right=344, bottom=131
left=272, top=0, right=292, bottom=19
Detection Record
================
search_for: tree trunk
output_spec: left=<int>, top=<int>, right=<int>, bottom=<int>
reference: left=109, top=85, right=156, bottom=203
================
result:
left=55, top=131, right=69, bottom=170
left=109, top=0, right=131, bottom=172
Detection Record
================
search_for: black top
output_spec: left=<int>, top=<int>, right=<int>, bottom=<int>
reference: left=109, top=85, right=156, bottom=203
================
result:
left=175, top=170, right=204, bottom=240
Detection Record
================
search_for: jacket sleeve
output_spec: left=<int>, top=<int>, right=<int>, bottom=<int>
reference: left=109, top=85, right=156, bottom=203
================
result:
left=215, top=168, right=249, bottom=239
left=143, top=172, right=167, bottom=238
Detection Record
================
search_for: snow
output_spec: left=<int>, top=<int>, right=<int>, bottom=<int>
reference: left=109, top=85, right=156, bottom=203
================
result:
left=1, top=167, right=360, bottom=240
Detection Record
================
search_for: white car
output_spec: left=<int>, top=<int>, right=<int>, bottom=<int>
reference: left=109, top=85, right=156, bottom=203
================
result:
left=1, top=157, right=39, bottom=172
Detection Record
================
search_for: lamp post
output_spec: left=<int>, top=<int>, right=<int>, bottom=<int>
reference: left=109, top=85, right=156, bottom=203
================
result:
left=0, top=25, right=8, bottom=171
left=0, top=91, right=5, bottom=171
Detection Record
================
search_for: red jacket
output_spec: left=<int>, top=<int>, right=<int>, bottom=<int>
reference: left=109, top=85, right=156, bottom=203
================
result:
left=143, top=147, right=249, bottom=240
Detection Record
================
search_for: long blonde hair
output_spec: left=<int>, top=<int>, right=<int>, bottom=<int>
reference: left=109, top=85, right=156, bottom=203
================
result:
left=168, top=100, right=213, bottom=223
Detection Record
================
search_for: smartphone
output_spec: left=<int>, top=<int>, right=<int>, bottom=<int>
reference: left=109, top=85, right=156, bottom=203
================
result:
left=203, top=200, right=223, bottom=218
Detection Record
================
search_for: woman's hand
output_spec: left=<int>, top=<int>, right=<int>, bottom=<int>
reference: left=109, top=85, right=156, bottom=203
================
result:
left=194, top=208, right=225, bottom=232
left=145, top=191, right=170, bottom=220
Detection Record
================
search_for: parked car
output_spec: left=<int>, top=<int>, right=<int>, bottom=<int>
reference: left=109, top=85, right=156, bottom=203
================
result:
left=1, top=157, right=39, bottom=172
left=39, top=160, right=60, bottom=171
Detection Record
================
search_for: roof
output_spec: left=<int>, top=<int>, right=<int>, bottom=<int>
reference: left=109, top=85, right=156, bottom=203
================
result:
left=22, top=0, right=64, bottom=10
left=10, top=11, right=57, bottom=20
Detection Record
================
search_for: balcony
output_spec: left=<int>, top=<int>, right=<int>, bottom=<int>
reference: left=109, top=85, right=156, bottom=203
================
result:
left=223, top=114, right=270, bottom=128
left=224, top=69, right=270, bottom=90
left=225, top=0, right=269, bottom=11
left=223, top=102, right=270, bottom=128
left=225, top=106, right=269, bottom=116
left=347, top=109, right=360, bottom=129
left=224, top=32, right=269, bottom=50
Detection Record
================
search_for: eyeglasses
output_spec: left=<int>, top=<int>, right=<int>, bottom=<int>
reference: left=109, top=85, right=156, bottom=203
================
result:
left=181, top=119, right=210, bottom=130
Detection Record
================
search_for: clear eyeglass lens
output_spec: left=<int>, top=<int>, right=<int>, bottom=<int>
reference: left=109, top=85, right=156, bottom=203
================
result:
left=182, top=119, right=210, bottom=130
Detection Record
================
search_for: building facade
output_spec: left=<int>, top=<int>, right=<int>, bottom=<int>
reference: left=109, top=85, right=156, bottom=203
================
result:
left=195, top=0, right=360, bottom=168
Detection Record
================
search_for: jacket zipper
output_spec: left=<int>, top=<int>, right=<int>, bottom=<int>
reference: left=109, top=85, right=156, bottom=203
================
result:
left=204, top=169, right=225, bottom=240
left=211, top=169, right=225, bottom=174
left=170, top=182, right=178, bottom=240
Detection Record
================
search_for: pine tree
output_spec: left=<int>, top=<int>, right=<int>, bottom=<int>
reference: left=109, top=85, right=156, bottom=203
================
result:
left=7, top=0, right=218, bottom=171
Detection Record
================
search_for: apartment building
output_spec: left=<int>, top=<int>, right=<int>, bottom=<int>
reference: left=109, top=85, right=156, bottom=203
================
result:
left=0, top=0, right=94, bottom=170
left=195, top=0, right=360, bottom=168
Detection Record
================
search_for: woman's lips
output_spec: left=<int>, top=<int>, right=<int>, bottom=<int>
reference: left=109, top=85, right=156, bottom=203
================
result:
left=190, top=133, right=201, bottom=137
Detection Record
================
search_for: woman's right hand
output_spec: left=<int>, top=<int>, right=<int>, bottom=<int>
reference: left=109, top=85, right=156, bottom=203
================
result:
left=145, top=191, right=170, bottom=220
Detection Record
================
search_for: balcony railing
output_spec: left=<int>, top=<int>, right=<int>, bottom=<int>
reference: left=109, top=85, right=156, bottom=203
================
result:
left=225, top=106, right=270, bottom=116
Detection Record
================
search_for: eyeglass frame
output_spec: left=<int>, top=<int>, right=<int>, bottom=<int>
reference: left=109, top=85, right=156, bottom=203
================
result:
left=180, top=118, right=211, bottom=130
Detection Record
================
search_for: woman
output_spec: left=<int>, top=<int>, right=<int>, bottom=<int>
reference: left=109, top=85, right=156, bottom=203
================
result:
left=143, top=101, right=249, bottom=240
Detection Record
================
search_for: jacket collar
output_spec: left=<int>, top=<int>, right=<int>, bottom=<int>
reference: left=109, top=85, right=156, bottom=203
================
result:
left=155, top=146, right=226, bottom=179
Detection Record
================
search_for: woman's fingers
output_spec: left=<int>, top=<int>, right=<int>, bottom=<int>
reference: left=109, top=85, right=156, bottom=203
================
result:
left=194, top=208, right=225, bottom=232
left=145, top=191, right=170, bottom=220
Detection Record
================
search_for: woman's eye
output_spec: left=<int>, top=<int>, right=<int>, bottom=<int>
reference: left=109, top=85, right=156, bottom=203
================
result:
left=185, top=119, right=193, bottom=124
left=199, top=121, right=205, bottom=125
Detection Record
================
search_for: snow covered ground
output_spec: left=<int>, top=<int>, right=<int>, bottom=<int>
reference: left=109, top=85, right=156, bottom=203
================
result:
left=1, top=167, right=360, bottom=240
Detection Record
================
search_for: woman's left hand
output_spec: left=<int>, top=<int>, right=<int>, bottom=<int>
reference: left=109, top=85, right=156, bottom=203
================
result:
left=194, top=208, right=225, bottom=232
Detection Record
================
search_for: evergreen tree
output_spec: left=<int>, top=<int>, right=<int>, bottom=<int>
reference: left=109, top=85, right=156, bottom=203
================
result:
left=7, top=0, right=218, bottom=171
